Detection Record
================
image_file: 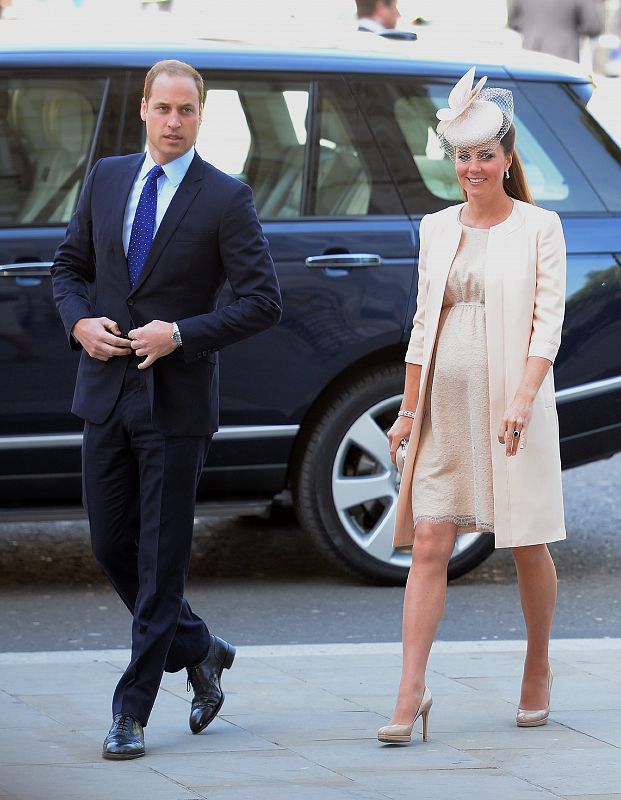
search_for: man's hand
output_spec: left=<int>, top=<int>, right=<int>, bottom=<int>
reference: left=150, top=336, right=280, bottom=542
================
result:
left=72, top=317, right=132, bottom=361
left=128, top=320, right=176, bottom=370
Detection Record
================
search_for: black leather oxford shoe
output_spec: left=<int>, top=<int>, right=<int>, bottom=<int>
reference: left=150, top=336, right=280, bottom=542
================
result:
left=102, top=713, right=145, bottom=759
left=187, top=634, right=236, bottom=734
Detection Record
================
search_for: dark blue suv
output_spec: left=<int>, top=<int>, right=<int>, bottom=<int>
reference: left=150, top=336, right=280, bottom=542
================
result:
left=1, top=41, right=620, bottom=583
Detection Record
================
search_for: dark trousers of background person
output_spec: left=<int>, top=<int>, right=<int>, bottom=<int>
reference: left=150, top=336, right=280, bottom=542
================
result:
left=82, top=359, right=212, bottom=726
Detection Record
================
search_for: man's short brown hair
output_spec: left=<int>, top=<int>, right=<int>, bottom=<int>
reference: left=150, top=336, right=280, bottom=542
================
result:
left=143, top=60, right=204, bottom=106
left=355, top=0, right=395, bottom=17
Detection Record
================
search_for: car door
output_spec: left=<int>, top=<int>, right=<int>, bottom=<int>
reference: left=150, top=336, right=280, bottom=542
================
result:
left=178, top=73, right=418, bottom=499
left=0, top=69, right=124, bottom=505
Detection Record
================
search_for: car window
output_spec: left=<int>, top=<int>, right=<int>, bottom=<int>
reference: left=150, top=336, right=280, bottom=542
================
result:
left=526, top=82, right=621, bottom=213
left=312, top=80, right=404, bottom=217
left=0, top=74, right=107, bottom=227
left=194, top=79, right=310, bottom=219
left=351, top=77, right=605, bottom=214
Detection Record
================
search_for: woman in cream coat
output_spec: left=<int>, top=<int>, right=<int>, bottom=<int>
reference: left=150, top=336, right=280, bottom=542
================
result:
left=378, top=68, right=566, bottom=744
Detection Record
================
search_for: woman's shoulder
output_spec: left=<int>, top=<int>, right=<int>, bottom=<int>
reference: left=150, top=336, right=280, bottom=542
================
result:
left=421, top=203, right=463, bottom=230
left=514, top=199, right=561, bottom=230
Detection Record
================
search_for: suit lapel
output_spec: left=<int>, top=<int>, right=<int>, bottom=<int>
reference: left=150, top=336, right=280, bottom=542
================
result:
left=113, top=153, right=145, bottom=268
left=129, top=153, right=204, bottom=295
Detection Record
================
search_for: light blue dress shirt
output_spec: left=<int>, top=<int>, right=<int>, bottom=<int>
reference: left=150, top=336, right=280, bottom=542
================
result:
left=122, top=147, right=196, bottom=256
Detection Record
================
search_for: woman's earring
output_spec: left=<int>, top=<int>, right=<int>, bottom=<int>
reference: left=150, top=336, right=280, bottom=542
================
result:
left=505, top=168, right=510, bottom=179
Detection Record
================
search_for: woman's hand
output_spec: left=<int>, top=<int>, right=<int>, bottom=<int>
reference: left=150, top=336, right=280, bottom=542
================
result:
left=387, top=415, right=414, bottom=464
left=497, top=393, right=533, bottom=457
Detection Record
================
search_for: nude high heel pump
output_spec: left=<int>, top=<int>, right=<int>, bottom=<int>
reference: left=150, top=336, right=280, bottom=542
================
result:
left=377, top=687, right=433, bottom=743
left=516, top=668, right=553, bottom=727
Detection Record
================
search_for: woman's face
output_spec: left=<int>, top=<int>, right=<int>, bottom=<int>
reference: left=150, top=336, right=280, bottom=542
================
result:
left=454, top=143, right=511, bottom=199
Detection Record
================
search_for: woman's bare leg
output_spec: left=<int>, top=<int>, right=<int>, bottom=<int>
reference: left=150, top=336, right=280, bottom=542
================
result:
left=389, top=520, right=458, bottom=724
left=512, top=543, right=557, bottom=709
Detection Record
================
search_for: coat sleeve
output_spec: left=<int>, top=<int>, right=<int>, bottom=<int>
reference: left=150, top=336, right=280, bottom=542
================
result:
left=405, top=215, right=428, bottom=365
left=527, top=212, right=566, bottom=363
left=177, top=182, right=282, bottom=362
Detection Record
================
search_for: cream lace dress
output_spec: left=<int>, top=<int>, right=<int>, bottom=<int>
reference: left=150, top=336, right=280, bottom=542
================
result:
left=411, top=223, right=494, bottom=534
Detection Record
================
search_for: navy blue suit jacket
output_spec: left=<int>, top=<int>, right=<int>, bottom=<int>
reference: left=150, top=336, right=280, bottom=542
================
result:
left=52, top=152, right=282, bottom=436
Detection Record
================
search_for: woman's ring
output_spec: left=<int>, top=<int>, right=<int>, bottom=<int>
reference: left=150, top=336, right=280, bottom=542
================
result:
left=400, top=438, right=408, bottom=447
left=513, top=430, right=520, bottom=438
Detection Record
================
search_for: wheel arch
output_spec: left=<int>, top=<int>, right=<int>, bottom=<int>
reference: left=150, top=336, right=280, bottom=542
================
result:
left=287, top=344, right=406, bottom=492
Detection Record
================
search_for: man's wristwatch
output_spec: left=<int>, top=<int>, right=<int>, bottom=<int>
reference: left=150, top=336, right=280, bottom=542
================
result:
left=171, top=321, right=183, bottom=348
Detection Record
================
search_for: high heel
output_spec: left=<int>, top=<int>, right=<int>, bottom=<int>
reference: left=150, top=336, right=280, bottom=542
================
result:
left=516, top=668, right=553, bottom=727
left=377, top=686, right=432, bottom=743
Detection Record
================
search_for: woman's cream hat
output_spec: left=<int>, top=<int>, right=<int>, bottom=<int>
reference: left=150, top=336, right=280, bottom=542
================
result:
left=436, top=66, right=514, bottom=159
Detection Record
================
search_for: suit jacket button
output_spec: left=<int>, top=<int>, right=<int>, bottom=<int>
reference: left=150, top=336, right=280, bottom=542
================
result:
left=127, top=299, right=134, bottom=307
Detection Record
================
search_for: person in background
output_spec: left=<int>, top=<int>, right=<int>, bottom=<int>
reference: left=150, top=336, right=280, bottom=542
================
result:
left=356, top=0, right=400, bottom=34
left=141, top=0, right=173, bottom=12
left=507, top=0, right=603, bottom=62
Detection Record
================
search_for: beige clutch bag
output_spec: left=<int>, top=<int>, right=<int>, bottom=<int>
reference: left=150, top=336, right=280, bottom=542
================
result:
left=395, top=438, right=408, bottom=475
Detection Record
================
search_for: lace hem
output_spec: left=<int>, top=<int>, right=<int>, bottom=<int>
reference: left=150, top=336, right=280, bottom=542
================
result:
left=414, top=514, right=494, bottom=533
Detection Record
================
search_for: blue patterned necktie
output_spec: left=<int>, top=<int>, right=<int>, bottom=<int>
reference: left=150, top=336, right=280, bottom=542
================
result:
left=127, top=165, right=164, bottom=287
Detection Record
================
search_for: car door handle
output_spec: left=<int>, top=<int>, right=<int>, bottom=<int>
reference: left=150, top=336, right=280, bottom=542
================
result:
left=0, top=262, right=53, bottom=277
left=305, top=253, right=383, bottom=269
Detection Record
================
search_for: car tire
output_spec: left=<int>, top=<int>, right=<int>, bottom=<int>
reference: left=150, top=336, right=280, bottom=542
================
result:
left=293, top=363, right=496, bottom=585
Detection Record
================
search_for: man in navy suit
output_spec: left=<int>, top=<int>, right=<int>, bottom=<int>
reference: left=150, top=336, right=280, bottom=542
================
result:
left=52, top=60, right=282, bottom=759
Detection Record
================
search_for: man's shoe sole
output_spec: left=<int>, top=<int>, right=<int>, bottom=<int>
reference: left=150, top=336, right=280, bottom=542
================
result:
left=102, top=750, right=145, bottom=760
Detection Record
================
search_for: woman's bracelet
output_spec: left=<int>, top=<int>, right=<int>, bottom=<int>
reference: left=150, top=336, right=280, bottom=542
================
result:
left=397, top=410, right=416, bottom=419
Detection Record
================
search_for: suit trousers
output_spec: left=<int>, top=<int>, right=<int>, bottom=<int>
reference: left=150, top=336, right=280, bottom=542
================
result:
left=82, top=359, right=212, bottom=725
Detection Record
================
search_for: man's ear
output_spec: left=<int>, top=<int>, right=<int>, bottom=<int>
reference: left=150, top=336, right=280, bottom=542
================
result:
left=140, top=97, right=147, bottom=122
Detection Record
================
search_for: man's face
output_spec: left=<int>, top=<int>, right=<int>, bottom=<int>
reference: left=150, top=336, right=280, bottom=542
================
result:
left=140, top=73, right=202, bottom=165
left=378, top=0, right=400, bottom=29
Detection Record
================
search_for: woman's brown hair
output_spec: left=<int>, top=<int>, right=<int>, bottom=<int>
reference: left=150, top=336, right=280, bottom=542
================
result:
left=500, top=124, right=534, bottom=205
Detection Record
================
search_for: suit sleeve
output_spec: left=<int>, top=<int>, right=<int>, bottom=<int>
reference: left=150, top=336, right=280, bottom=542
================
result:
left=405, top=215, right=428, bottom=365
left=177, top=183, right=282, bottom=362
left=527, top=212, right=566, bottom=363
left=50, top=159, right=101, bottom=349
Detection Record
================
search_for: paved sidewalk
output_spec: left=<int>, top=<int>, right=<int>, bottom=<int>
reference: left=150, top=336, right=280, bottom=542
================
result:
left=1, top=639, right=620, bottom=800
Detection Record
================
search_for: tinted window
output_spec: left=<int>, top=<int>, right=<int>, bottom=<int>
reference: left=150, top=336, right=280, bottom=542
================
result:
left=526, top=82, right=621, bottom=213
left=311, top=80, right=404, bottom=217
left=351, top=77, right=605, bottom=214
left=0, top=74, right=107, bottom=226
left=195, top=79, right=310, bottom=220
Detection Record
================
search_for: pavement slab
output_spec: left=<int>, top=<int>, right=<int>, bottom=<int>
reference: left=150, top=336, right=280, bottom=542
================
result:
left=0, top=639, right=620, bottom=800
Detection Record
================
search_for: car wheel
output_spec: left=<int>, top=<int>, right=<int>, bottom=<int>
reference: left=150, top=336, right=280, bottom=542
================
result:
left=293, top=364, right=495, bottom=584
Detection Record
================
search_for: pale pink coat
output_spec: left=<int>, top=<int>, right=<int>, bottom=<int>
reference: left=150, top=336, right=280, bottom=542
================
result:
left=395, top=199, right=567, bottom=549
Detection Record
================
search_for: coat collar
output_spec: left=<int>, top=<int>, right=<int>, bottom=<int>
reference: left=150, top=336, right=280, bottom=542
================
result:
left=447, top=198, right=525, bottom=238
